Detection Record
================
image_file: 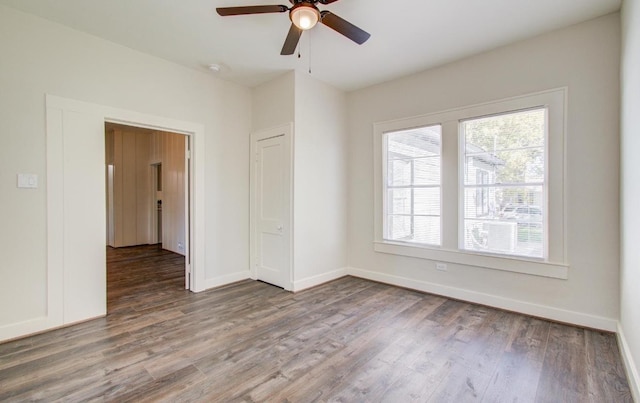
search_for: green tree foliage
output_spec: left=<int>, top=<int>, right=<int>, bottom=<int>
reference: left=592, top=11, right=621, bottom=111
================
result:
left=463, top=108, right=545, bottom=206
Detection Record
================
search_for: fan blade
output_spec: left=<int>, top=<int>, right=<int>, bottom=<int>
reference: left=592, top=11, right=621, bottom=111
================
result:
left=318, top=0, right=341, bottom=4
left=281, top=24, right=303, bottom=55
left=216, top=5, right=288, bottom=16
left=320, top=11, right=370, bottom=44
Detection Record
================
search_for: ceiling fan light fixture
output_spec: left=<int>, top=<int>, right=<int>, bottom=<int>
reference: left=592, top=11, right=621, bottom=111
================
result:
left=290, top=4, right=320, bottom=30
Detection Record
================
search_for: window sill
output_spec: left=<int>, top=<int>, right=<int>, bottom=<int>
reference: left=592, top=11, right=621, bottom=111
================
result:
left=374, top=241, right=568, bottom=279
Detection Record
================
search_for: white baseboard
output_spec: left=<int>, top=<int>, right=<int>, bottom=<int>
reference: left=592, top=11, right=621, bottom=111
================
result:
left=617, top=323, right=640, bottom=402
left=0, top=316, right=62, bottom=343
left=0, top=313, right=104, bottom=343
left=347, top=267, right=618, bottom=331
left=292, top=268, right=348, bottom=292
left=199, top=271, right=251, bottom=292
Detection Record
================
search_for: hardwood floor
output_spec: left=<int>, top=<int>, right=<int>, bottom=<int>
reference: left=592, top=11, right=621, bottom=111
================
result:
left=0, top=245, right=632, bottom=402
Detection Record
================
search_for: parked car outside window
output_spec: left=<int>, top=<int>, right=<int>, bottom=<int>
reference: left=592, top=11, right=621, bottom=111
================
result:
left=502, top=205, right=542, bottom=223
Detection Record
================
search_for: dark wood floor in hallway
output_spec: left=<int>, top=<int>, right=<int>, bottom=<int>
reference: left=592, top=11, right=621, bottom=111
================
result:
left=0, top=245, right=632, bottom=402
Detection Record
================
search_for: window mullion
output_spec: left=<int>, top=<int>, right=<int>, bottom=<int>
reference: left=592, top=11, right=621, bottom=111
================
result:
left=410, top=159, right=415, bottom=238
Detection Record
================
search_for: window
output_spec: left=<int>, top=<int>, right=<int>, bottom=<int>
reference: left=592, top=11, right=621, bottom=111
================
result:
left=373, top=89, right=567, bottom=279
left=384, top=125, right=442, bottom=245
left=461, top=108, right=546, bottom=259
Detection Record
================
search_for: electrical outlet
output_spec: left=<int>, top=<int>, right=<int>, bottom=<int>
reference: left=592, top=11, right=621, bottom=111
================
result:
left=436, top=262, right=447, bottom=272
left=178, top=242, right=184, bottom=252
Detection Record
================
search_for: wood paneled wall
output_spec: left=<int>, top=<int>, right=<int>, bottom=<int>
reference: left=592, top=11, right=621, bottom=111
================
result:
left=105, top=125, right=186, bottom=256
left=160, top=131, right=187, bottom=255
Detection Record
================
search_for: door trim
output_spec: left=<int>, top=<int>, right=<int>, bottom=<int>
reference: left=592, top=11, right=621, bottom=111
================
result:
left=1, top=95, right=206, bottom=342
left=42, top=96, right=203, bottom=327
left=250, top=123, right=294, bottom=291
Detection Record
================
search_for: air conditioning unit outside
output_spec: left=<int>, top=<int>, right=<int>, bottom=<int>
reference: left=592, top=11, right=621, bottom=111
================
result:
left=484, top=221, right=518, bottom=253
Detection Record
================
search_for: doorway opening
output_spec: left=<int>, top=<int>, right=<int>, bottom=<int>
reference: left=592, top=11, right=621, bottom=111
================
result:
left=105, top=122, right=190, bottom=311
left=151, top=163, right=162, bottom=244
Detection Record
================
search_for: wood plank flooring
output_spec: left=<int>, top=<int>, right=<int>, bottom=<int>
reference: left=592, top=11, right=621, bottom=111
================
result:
left=0, top=245, right=632, bottom=402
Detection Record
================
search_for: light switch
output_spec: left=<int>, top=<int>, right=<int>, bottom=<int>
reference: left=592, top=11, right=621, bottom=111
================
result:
left=17, top=173, right=38, bottom=189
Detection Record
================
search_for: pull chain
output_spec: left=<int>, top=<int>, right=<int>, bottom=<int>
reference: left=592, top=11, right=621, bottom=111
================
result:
left=296, top=32, right=312, bottom=75
left=308, top=29, right=312, bottom=75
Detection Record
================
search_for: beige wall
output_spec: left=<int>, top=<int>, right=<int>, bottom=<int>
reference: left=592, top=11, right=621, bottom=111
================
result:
left=0, top=5, right=251, bottom=334
left=620, top=0, right=640, bottom=398
left=347, top=14, right=621, bottom=329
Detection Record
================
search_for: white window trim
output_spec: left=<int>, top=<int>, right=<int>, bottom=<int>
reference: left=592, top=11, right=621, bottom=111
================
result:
left=373, top=88, right=568, bottom=279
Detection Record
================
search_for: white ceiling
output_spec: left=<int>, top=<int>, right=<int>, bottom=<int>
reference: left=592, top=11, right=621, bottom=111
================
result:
left=0, top=0, right=621, bottom=91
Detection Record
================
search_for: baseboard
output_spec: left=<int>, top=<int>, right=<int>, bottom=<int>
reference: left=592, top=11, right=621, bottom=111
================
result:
left=617, top=323, right=640, bottom=402
left=292, top=268, right=348, bottom=292
left=200, top=271, right=251, bottom=292
left=200, top=268, right=348, bottom=294
left=0, top=316, right=62, bottom=343
left=347, top=267, right=617, bottom=331
left=0, top=313, right=105, bottom=344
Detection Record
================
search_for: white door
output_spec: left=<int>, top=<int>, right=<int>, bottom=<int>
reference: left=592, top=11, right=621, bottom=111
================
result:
left=251, top=125, right=292, bottom=289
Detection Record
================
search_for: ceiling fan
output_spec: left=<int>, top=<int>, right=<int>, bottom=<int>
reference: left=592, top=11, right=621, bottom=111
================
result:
left=216, top=0, right=371, bottom=55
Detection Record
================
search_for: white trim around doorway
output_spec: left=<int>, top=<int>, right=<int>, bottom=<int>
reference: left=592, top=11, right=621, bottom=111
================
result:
left=0, top=95, right=208, bottom=342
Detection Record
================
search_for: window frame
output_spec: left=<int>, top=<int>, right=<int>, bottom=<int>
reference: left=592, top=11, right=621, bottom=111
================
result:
left=373, top=88, right=568, bottom=279
left=458, top=106, right=548, bottom=260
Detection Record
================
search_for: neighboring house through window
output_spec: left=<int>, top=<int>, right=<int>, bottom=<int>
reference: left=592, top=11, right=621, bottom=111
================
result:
left=385, top=125, right=442, bottom=245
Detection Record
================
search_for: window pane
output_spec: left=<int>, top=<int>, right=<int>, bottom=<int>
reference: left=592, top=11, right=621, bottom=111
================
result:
left=461, top=184, right=544, bottom=258
left=414, top=188, right=440, bottom=216
left=497, top=186, right=544, bottom=215
left=387, top=126, right=441, bottom=159
left=386, top=215, right=441, bottom=245
left=462, top=109, right=545, bottom=186
left=462, top=186, right=543, bottom=219
left=461, top=108, right=546, bottom=259
left=387, top=215, right=411, bottom=240
left=388, top=159, right=411, bottom=186
left=384, top=124, right=442, bottom=246
left=414, top=157, right=440, bottom=185
left=387, top=188, right=411, bottom=215
left=463, top=219, right=543, bottom=258
left=413, top=216, right=441, bottom=245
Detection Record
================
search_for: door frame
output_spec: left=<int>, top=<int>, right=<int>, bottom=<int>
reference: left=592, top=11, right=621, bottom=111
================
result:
left=250, top=123, right=294, bottom=291
left=150, top=162, right=162, bottom=245
left=106, top=128, right=194, bottom=290
left=46, top=95, right=205, bottom=319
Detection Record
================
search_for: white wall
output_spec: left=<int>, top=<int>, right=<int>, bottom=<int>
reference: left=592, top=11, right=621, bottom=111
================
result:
left=620, top=0, right=640, bottom=399
left=292, top=72, right=349, bottom=288
left=0, top=5, right=251, bottom=337
left=347, top=14, right=621, bottom=330
left=252, top=72, right=295, bottom=132
left=251, top=71, right=348, bottom=290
